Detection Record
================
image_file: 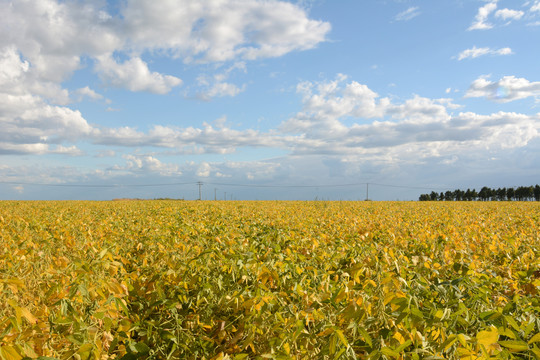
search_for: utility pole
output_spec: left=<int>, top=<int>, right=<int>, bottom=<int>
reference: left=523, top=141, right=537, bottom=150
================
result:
left=366, top=183, right=369, bottom=201
left=224, top=191, right=226, bottom=200
left=214, top=188, right=217, bottom=201
left=197, top=181, right=203, bottom=200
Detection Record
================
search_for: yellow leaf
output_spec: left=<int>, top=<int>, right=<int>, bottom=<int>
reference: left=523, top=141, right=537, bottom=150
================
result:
left=20, top=307, right=37, bottom=324
left=317, top=328, right=334, bottom=337
left=477, top=328, right=499, bottom=347
left=529, top=333, right=540, bottom=344
left=335, top=329, right=349, bottom=347
left=393, top=331, right=406, bottom=344
left=0, top=346, right=23, bottom=360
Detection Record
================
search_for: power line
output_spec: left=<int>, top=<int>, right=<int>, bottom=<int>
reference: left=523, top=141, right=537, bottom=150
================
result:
left=203, top=181, right=366, bottom=188
left=0, top=180, right=196, bottom=188
left=0, top=180, right=453, bottom=191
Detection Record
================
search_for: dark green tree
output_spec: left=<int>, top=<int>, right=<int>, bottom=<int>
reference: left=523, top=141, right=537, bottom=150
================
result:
left=507, top=187, right=515, bottom=201
left=478, top=186, right=491, bottom=201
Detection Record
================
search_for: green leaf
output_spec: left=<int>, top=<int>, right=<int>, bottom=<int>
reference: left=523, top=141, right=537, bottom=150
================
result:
left=358, top=327, right=373, bottom=347
left=395, top=340, right=413, bottom=353
left=335, top=329, right=349, bottom=347
left=334, top=348, right=346, bottom=359
left=504, top=316, right=521, bottom=331
left=381, top=347, right=400, bottom=358
left=498, top=340, right=529, bottom=351
left=133, top=343, right=150, bottom=355
left=531, top=345, right=540, bottom=360
left=440, top=335, right=457, bottom=351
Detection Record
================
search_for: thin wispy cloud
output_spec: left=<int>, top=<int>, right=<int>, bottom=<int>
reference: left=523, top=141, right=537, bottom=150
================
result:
left=456, top=46, right=513, bottom=60
left=394, top=6, right=420, bottom=21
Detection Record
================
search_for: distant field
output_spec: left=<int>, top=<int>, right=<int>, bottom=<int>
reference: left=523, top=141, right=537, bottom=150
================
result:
left=1, top=201, right=539, bottom=359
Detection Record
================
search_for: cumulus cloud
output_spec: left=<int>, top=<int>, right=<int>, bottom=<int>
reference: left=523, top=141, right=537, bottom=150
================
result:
left=1, top=0, right=329, bottom=95
left=196, top=162, right=212, bottom=177
left=0, top=0, right=121, bottom=82
left=394, top=7, right=420, bottom=22
left=469, top=1, right=498, bottom=30
left=468, top=2, right=534, bottom=30
left=281, top=75, right=390, bottom=137
left=119, top=0, right=330, bottom=63
left=495, top=8, right=524, bottom=21
left=278, top=76, right=539, bottom=157
left=456, top=46, right=513, bottom=60
left=95, top=55, right=182, bottom=94
left=465, top=75, right=540, bottom=102
left=113, top=154, right=181, bottom=176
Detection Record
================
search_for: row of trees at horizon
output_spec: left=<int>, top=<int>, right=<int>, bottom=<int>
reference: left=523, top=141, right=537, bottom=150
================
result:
left=418, top=185, right=540, bottom=201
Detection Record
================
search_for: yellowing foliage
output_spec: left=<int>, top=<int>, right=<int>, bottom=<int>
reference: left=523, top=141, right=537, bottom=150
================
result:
left=0, top=200, right=539, bottom=359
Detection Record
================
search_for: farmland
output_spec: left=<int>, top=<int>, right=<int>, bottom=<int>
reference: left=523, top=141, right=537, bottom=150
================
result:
left=1, top=201, right=540, bottom=360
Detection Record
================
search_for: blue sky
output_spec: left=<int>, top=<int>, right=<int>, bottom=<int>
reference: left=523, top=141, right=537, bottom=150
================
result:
left=1, top=0, right=539, bottom=200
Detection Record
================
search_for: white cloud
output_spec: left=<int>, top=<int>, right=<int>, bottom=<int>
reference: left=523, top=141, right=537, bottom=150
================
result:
left=196, top=63, right=247, bottom=100
left=278, top=76, right=539, bottom=157
left=96, top=55, right=182, bottom=94
left=196, top=162, right=212, bottom=178
left=203, top=82, right=246, bottom=99
left=469, top=2, right=498, bottom=30
left=1, top=0, right=329, bottom=97
left=0, top=45, right=98, bottom=154
left=457, top=46, right=513, bottom=60
left=465, top=75, right=540, bottom=102
left=115, top=154, right=181, bottom=176
left=495, top=8, right=524, bottom=21
left=281, top=75, right=389, bottom=137
left=120, top=0, right=330, bottom=63
left=394, top=7, right=420, bottom=21
left=0, top=0, right=121, bottom=82
left=75, top=86, right=104, bottom=101
left=0, top=46, right=71, bottom=105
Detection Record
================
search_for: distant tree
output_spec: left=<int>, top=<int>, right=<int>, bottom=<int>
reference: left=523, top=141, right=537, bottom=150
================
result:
left=526, top=186, right=534, bottom=201
left=515, top=186, right=527, bottom=201
left=496, top=187, right=507, bottom=201
left=507, top=187, right=515, bottom=201
left=418, top=184, right=539, bottom=201
left=478, top=187, right=491, bottom=201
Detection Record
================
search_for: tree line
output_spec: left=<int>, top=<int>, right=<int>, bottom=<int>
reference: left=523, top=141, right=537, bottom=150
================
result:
left=418, top=185, right=540, bottom=201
